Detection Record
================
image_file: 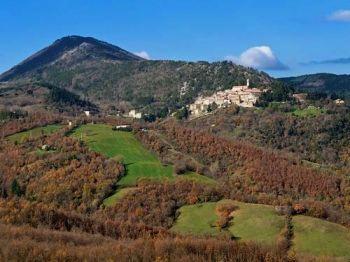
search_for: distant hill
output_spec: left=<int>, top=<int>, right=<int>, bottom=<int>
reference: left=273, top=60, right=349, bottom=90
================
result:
left=280, top=73, right=350, bottom=97
left=0, top=36, right=274, bottom=115
left=0, top=35, right=144, bottom=82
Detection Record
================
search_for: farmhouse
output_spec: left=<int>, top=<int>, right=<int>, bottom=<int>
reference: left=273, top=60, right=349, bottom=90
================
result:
left=128, top=109, right=142, bottom=119
left=189, top=79, right=265, bottom=116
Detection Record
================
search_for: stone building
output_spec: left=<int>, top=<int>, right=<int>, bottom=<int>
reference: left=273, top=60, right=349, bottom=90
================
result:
left=189, top=79, right=265, bottom=116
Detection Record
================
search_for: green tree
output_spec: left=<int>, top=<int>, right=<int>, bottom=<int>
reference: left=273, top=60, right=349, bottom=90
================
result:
left=175, top=107, right=189, bottom=120
left=11, top=179, right=22, bottom=197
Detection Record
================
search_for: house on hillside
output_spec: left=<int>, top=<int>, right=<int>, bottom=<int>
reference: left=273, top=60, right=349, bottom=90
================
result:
left=293, top=93, right=307, bottom=103
left=128, top=109, right=142, bottom=119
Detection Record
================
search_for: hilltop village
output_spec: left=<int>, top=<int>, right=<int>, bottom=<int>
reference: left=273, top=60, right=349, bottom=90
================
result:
left=189, top=79, right=265, bottom=116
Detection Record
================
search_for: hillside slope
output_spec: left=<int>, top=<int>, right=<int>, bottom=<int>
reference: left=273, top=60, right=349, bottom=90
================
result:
left=280, top=73, right=350, bottom=96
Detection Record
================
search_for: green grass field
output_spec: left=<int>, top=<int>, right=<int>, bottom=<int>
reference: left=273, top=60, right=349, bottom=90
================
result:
left=175, top=172, right=217, bottom=185
left=293, top=215, right=350, bottom=259
left=171, top=202, right=221, bottom=236
left=7, top=124, right=62, bottom=143
left=103, top=187, right=138, bottom=206
left=291, top=106, right=325, bottom=118
left=71, top=124, right=216, bottom=206
left=228, top=201, right=285, bottom=245
left=171, top=200, right=284, bottom=244
left=71, top=124, right=174, bottom=187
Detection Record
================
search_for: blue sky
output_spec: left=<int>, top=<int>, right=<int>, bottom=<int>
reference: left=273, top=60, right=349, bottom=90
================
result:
left=1, top=0, right=350, bottom=77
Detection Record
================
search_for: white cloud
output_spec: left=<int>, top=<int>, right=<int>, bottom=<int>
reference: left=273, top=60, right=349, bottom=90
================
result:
left=328, top=10, right=350, bottom=22
left=134, top=51, right=150, bottom=60
left=226, top=46, right=288, bottom=70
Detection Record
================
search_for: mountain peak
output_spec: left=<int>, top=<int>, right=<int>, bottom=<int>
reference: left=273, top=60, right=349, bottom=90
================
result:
left=0, top=35, right=145, bottom=82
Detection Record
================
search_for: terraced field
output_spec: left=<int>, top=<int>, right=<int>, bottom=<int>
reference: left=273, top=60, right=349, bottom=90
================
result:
left=7, top=124, right=62, bottom=143
left=71, top=124, right=216, bottom=206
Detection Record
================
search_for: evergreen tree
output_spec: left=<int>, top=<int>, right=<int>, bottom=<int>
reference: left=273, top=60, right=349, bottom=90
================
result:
left=11, top=179, right=22, bottom=197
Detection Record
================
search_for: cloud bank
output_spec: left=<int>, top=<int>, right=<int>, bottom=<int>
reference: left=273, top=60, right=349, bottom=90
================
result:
left=226, top=46, right=288, bottom=70
left=134, top=51, right=150, bottom=60
left=328, top=10, right=350, bottom=22
left=303, top=57, right=350, bottom=65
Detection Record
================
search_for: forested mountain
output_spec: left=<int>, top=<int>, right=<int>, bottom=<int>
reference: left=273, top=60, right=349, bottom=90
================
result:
left=0, top=36, right=274, bottom=115
left=280, top=73, right=350, bottom=97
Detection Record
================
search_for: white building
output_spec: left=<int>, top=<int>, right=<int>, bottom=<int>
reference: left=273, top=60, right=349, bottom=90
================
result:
left=128, top=109, right=142, bottom=119
left=84, top=111, right=90, bottom=117
left=335, top=99, right=345, bottom=105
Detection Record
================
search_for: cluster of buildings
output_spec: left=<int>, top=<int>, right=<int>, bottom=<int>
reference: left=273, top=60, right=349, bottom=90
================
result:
left=189, top=79, right=265, bottom=116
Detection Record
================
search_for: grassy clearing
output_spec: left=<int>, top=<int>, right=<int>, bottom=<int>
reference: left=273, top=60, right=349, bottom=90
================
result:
left=171, top=199, right=284, bottom=244
left=175, top=172, right=217, bottom=185
left=7, top=124, right=62, bottom=143
left=291, top=106, right=325, bottom=118
left=171, top=202, right=220, bottom=236
left=35, top=149, right=56, bottom=156
left=293, top=215, right=350, bottom=259
left=103, top=187, right=138, bottom=206
left=228, top=201, right=285, bottom=245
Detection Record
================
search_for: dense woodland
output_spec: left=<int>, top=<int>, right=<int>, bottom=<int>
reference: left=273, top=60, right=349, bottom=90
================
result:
left=188, top=102, right=350, bottom=167
left=280, top=73, right=350, bottom=98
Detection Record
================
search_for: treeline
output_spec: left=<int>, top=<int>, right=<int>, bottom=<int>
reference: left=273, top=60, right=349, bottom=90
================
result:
left=44, top=83, right=98, bottom=112
left=0, top=109, right=27, bottom=122
left=0, top=223, right=287, bottom=262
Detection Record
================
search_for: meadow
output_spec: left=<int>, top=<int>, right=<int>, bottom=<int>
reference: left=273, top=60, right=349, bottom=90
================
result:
left=292, top=215, right=350, bottom=259
left=171, top=202, right=220, bottom=236
left=291, top=106, right=325, bottom=117
left=7, top=124, right=62, bottom=143
left=228, top=201, right=285, bottom=245
left=171, top=200, right=284, bottom=245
